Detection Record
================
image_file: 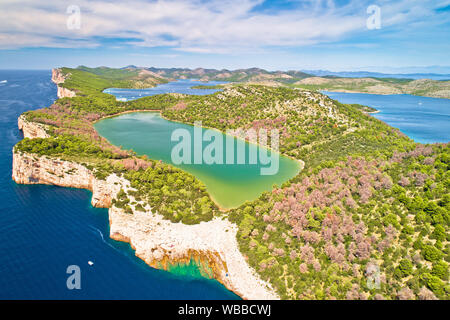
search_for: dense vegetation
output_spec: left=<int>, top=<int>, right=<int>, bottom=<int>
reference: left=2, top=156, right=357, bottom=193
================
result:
left=229, top=144, right=449, bottom=299
left=146, top=66, right=311, bottom=84
left=17, top=67, right=221, bottom=225
left=161, top=85, right=411, bottom=162
left=123, top=162, right=217, bottom=224
left=15, top=67, right=448, bottom=300
left=60, top=66, right=168, bottom=94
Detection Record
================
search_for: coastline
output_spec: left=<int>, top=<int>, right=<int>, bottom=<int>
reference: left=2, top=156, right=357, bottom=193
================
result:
left=320, top=88, right=450, bottom=100
left=11, top=68, right=448, bottom=301
left=11, top=71, right=281, bottom=299
left=11, top=143, right=279, bottom=299
left=321, top=88, right=400, bottom=96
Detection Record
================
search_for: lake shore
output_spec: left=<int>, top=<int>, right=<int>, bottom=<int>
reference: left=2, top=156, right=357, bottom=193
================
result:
left=11, top=75, right=283, bottom=299
left=94, top=109, right=304, bottom=211
left=12, top=139, right=279, bottom=300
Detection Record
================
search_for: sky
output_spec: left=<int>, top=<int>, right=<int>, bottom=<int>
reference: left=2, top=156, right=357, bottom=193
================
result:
left=0, top=0, right=449, bottom=72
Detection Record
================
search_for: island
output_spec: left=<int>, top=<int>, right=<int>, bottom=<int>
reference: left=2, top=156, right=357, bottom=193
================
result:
left=143, top=67, right=450, bottom=99
left=293, top=76, right=450, bottom=99
left=12, top=66, right=449, bottom=300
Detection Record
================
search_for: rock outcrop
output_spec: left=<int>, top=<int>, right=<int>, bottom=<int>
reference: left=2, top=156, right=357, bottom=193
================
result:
left=12, top=151, right=122, bottom=208
left=12, top=116, right=279, bottom=300
left=51, top=68, right=76, bottom=98
left=109, top=207, right=279, bottom=299
left=51, top=68, right=66, bottom=84
left=18, top=114, right=49, bottom=139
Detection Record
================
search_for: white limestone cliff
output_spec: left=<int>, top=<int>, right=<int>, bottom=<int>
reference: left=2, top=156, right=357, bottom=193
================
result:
left=12, top=117, right=279, bottom=300
left=51, top=68, right=76, bottom=98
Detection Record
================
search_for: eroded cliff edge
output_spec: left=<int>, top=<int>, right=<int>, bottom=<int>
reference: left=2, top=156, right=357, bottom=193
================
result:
left=52, top=68, right=76, bottom=98
left=12, top=117, right=279, bottom=300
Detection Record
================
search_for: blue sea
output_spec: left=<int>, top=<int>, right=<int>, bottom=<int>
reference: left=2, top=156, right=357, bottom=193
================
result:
left=0, top=70, right=239, bottom=300
left=322, top=91, right=450, bottom=144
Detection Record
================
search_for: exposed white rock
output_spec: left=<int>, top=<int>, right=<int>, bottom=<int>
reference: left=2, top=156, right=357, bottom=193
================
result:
left=12, top=116, right=280, bottom=300
left=52, top=68, right=76, bottom=98
left=56, top=86, right=76, bottom=98
left=110, top=207, right=279, bottom=299
left=51, top=68, right=66, bottom=84
left=18, top=114, right=49, bottom=139
left=12, top=150, right=123, bottom=208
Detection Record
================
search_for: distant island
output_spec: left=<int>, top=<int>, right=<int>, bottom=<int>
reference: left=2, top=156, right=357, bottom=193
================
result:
left=12, top=66, right=449, bottom=300
left=294, top=77, right=450, bottom=99
left=137, top=66, right=450, bottom=99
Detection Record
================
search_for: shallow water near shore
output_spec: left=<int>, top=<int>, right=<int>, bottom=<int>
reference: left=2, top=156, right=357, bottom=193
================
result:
left=94, top=112, right=301, bottom=209
left=0, top=70, right=239, bottom=299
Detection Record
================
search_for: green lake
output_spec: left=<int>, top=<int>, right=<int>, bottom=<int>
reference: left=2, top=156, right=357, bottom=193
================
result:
left=94, top=112, right=301, bottom=209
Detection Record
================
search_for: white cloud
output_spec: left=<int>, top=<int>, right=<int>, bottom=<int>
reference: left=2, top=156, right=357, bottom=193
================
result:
left=0, top=0, right=448, bottom=52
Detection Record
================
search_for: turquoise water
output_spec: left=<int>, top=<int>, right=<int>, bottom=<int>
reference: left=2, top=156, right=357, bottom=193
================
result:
left=322, top=91, right=450, bottom=144
left=95, top=112, right=301, bottom=209
left=0, top=70, right=239, bottom=299
left=104, top=79, right=227, bottom=101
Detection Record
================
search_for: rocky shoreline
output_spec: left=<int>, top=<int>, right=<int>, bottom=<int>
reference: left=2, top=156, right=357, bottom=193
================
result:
left=12, top=107, right=279, bottom=300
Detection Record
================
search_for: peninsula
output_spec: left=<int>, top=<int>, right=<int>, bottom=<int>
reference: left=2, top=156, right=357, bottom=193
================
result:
left=12, top=66, right=449, bottom=300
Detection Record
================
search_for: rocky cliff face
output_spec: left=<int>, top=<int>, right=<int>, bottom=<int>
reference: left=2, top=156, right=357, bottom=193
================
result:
left=51, top=68, right=76, bottom=98
left=56, top=86, right=76, bottom=99
left=13, top=116, right=122, bottom=208
left=12, top=117, right=279, bottom=300
left=109, top=207, right=279, bottom=299
left=18, top=114, right=49, bottom=139
left=51, top=68, right=66, bottom=84
left=12, top=151, right=122, bottom=208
